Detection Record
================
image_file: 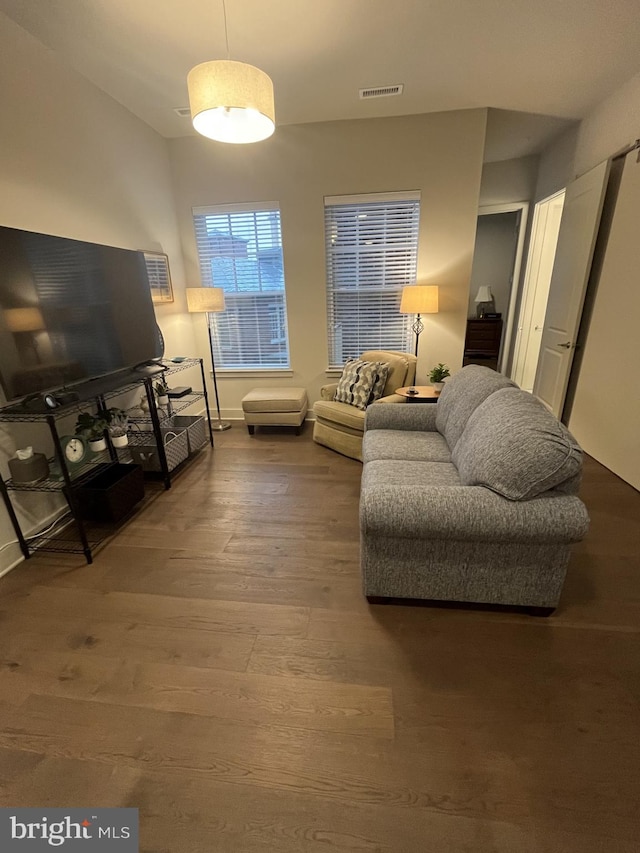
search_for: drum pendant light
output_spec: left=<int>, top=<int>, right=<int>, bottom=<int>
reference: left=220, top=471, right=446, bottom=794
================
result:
left=187, top=1, right=275, bottom=144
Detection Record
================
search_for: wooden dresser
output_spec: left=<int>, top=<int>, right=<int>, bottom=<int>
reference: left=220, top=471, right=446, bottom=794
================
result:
left=463, top=317, right=503, bottom=371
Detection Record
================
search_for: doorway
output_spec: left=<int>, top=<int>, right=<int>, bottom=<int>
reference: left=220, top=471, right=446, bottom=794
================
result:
left=468, top=203, right=529, bottom=372
left=511, top=190, right=565, bottom=391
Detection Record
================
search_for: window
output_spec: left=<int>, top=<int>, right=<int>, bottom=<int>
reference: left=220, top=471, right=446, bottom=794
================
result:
left=324, top=192, right=420, bottom=367
left=192, top=202, right=290, bottom=369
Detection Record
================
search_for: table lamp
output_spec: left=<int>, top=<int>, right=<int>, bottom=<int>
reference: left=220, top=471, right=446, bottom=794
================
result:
left=474, top=286, right=494, bottom=318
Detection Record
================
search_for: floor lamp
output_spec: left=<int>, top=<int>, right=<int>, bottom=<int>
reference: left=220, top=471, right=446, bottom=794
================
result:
left=400, top=285, right=439, bottom=357
left=186, top=287, right=231, bottom=431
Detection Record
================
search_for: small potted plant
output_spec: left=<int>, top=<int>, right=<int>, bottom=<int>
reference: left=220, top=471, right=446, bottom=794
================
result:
left=75, top=411, right=108, bottom=452
left=429, top=363, right=451, bottom=394
left=154, top=378, right=170, bottom=408
left=106, top=407, right=130, bottom=448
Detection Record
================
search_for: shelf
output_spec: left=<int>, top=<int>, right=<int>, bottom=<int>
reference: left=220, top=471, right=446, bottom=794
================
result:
left=0, top=356, right=212, bottom=564
left=25, top=481, right=164, bottom=557
left=160, top=358, right=202, bottom=376
left=0, top=360, right=203, bottom=422
left=0, top=371, right=148, bottom=421
left=3, top=449, right=135, bottom=492
left=128, top=393, right=204, bottom=424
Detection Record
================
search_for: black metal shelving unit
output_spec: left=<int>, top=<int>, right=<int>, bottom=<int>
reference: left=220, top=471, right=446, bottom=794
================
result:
left=0, top=358, right=213, bottom=564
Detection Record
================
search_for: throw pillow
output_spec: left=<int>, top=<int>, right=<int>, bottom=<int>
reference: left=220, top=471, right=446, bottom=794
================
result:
left=334, top=359, right=379, bottom=410
left=368, top=362, right=390, bottom=404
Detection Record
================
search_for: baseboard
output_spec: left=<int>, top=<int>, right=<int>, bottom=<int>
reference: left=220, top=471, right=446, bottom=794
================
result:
left=219, top=408, right=316, bottom=422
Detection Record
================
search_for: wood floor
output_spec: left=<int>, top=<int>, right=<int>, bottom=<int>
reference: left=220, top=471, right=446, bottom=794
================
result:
left=0, top=423, right=639, bottom=852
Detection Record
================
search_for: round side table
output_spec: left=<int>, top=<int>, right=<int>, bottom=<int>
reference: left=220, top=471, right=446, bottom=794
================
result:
left=395, top=386, right=440, bottom=403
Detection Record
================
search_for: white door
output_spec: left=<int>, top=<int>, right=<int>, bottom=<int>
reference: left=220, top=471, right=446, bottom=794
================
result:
left=566, top=151, right=640, bottom=489
left=533, top=160, right=610, bottom=416
left=512, top=192, right=565, bottom=391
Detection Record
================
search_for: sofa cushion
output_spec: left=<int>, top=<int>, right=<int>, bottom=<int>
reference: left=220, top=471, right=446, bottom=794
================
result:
left=334, top=358, right=380, bottom=409
left=452, top=387, right=583, bottom=500
left=436, top=365, right=516, bottom=451
left=314, top=398, right=366, bottom=432
left=361, top=350, right=409, bottom=397
left=362, top=459, right=461, bottom=490
left=363, top=429, right=451, bottom=464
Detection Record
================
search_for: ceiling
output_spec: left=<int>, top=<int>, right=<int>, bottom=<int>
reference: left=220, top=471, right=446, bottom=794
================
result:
left=2, top=0, right=639, bottom=159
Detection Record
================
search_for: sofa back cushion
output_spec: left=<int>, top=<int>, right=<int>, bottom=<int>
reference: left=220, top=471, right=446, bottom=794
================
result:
left=436, top=365, right=516, bottom=451
left=361, top=350, right=411, bottom=397
left=452, top=387, right=583, bottom=500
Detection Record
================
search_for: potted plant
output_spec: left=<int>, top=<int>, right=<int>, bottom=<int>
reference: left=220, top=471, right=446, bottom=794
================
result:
left=106, top=407, right=130, bottom=448
left=75, top=411, right=108, bottom=452
left=429, top=363, right=451, bottom=394
left=154, top=378, right=170, bottom=408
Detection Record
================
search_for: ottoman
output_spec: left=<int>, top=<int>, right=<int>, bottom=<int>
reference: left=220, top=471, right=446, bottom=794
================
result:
left=241, top=387, right=308, bottom=435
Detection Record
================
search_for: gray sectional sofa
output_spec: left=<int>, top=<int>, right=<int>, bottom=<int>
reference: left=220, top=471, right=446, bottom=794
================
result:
left=360, top=365, right=590, bottom=613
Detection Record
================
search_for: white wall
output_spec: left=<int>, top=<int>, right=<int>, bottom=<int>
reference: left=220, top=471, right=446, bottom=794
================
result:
left=0, top=14, right=194, bottom=573
left=535, top=126, right=580, bottom=202
left=533, top=70, right=640, bottom=486
left=479, top=156, right=538, bottom=206
left=536, top=71, right=640, bottom=197
left=574, top=73, right=640, bottom=177
left=169, top=110, right=487, bottom=414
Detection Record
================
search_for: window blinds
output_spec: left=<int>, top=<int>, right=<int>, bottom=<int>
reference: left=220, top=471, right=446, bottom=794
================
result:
left=192, top=204, right=290, bottom=369
left=324, top=193, right=420, bottom=367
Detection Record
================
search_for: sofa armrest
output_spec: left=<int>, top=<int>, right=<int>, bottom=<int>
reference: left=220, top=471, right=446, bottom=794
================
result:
left=360, top=484, right=590, bottom=544
left=364, top=403, right=438, bottom=432
left=320, top=383, right=337, bottom=401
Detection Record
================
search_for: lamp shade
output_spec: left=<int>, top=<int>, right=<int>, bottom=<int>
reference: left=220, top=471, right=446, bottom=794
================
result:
left=188, top=60, right=275, bottom=144
left=186, top=287, right=226, bottom=313
left=400, top=285, right=439, bottom=314
left=474, top=286, right=493, bottom=303
left=4, top=307, right=45, bottom=332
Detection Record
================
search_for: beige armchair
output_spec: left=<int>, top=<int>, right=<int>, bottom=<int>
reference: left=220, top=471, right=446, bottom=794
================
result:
left=313, top=350, right=417, bottom=461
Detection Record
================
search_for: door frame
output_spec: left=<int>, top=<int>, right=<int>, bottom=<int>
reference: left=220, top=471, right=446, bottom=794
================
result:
left=510, top=189, right=565, bottom=388
left=477, top=201, right=529, bottom=372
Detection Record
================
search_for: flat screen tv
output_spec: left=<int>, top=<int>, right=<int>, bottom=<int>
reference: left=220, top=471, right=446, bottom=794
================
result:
left=0, top=226, right=162, bottom=403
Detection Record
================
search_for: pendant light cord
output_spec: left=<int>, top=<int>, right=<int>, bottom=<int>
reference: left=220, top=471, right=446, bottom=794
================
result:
left=222, top=0, right=230, bottom=59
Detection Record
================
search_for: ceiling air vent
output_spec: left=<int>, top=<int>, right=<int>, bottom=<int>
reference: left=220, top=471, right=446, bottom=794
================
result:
left=359, top=84, right=404, bottom=100
left=173, top=107, right=192, bottom=118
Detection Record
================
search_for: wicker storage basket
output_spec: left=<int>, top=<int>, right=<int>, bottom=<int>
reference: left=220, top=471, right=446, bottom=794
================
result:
left=129, top=428, right=189, bottom=472
left=164, top=415, right=207, bottom=454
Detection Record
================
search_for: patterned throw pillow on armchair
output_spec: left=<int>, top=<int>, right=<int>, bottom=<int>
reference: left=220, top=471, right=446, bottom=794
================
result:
left=367, top=362, right=390, bottom=403
left=334, top=359, right=388, bottom=410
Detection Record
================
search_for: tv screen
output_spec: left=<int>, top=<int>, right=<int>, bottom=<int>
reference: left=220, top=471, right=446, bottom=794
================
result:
left=0, top=226, right=162, bottom=402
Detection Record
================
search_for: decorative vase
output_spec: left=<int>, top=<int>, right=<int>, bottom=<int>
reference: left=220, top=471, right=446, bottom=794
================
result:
left=432, top=382, right=444, bottom=394
left=111, top=433, right=129, bottom=448
left=89, top=437, right=107, bottom=452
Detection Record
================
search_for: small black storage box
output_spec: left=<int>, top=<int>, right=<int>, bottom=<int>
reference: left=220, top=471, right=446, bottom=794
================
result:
left=76, top=463, right=145, bottom=523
